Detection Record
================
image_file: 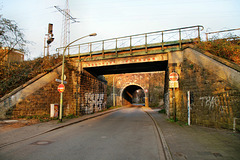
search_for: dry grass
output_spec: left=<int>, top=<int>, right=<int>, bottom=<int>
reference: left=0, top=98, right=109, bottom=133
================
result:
left=195, top=36, right=240, bottom=65
left=0, top=56, right=62, bottom=98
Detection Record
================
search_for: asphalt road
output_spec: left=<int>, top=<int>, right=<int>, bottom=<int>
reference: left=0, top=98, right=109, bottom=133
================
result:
left=0, top=107, right=165, bottom=160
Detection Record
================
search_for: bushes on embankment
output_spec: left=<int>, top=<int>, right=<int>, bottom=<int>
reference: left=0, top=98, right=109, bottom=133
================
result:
left=0, top=56, right=62, bottom=98
left=195, top=37, right=240, bottom=65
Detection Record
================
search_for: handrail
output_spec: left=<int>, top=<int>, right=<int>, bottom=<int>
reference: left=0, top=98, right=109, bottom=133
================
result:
left=56, top=25, right=204, bottom=57
left=206, top=28, right=240, bottom=41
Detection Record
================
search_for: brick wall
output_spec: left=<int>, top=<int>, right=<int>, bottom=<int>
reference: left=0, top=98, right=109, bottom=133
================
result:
left=78, top=70, right=107, bottom=114
left=177, top=59, right=240, bottom=129
left=106, top=72, right=165, bottom=107
left=6, top=62, right=107, bottom=118
left=7, top=65, right=74, bottom=117
left=169, top=49, right=240, bottom=131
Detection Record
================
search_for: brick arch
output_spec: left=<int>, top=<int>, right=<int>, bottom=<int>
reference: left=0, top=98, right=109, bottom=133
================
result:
left=119, top=83, right=147, bottom=106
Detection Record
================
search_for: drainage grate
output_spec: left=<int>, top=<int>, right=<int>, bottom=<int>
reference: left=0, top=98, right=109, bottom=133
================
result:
left=31, top=140, right=53, bottom=145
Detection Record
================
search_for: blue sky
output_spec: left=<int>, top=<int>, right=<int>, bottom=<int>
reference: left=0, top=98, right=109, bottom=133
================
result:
left=1, top=0, right=240, bottom=59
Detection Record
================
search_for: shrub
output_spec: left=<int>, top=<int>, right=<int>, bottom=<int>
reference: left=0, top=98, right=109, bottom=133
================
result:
left=195, top=35, right=240, bottom=65
left=0, top=56, right=62, bottom=98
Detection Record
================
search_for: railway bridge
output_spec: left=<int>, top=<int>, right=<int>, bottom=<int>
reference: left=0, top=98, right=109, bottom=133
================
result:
left=57, top=25, right=203, bottom=113
left=1, top=25, right=240, bottom=130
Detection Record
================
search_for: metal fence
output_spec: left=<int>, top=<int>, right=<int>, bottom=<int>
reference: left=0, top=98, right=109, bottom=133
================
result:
left=56, top=25, right=204, bottom=56
left=206, top=28, right=240, bottom=41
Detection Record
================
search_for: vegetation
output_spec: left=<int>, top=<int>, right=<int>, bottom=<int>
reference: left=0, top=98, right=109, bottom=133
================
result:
left=158, top=108, right=166, bottom=114
left=0, top=56, right=62, bottom=98
left=195, top=35, right=240, bottom=65
left=18, top=114, right=57, bottom=122
left=18, top=113, right=80, bottom=123
left=0, top=15, right=27, bottom=62
left=107, top=105, right=121, bottom=110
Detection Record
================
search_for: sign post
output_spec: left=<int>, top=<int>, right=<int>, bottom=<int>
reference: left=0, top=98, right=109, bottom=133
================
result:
left=169, top=72, right=179, bottom=122
left=58, top=84, right=65, bottom=122
left=187, top=91, right=191, bottom=126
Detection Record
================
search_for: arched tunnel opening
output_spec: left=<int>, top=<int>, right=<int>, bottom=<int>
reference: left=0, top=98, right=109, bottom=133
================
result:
left=122, top=85, right=146, bottom=106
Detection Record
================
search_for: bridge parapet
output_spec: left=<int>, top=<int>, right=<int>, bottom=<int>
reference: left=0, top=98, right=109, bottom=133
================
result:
left=57, top=25, right=203, bottom=60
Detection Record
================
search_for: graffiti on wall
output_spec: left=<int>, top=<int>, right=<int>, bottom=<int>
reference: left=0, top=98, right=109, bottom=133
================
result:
left=199, top=95, right=229, bottom=114
left=84, top=93, right=106, bottom=114
left=199, top=96, right=219, bottom=109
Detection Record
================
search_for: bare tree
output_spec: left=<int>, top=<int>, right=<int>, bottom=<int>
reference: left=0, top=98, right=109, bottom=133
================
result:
left=0, top=15, right=27, bottom=62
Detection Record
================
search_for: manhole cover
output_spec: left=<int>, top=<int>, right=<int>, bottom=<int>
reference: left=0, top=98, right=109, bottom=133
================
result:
left=31, top=140, right=53, bottom=145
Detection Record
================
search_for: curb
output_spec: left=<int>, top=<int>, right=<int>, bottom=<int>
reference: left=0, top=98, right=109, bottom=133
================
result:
left=0, top=107, right=123, bottom=148
left=142, top=108, right=173, bottom=160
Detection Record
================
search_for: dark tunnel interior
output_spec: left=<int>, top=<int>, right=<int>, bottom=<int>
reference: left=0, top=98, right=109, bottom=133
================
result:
left=122, top=85, right=145, bottom=106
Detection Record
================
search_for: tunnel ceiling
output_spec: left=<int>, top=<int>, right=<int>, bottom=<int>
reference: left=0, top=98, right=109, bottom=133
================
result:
left=84, top=60, right=168, bottom=76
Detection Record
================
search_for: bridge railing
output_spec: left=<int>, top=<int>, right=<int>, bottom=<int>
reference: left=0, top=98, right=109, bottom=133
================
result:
left=56, top=25, right=204, bottom=57
left=205, top=28, right=240, bottom=41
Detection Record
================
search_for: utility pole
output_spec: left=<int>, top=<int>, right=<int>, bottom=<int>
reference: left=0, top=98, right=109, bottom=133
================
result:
left=54, top=0, right=79, bottom=49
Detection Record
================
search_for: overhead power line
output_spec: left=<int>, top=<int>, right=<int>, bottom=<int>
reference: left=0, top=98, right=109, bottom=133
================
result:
left=54, top=6, right=79, bottom=23
left=54, top=0, right=79, bottom=48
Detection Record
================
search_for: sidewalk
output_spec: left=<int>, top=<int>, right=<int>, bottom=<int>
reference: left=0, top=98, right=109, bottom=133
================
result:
left=0, top=107, right=123, bottom=148
left=148, top=109, right=240, bottom=160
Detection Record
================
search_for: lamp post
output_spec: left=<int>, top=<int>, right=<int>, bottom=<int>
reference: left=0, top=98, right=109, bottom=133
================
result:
left=59, top=33, right=97, bottom=122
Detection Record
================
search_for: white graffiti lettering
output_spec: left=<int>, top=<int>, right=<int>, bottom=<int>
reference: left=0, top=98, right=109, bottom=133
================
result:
left=199, top=96, right=219, bottom=110
left=84, top=93, right=106, bottom=113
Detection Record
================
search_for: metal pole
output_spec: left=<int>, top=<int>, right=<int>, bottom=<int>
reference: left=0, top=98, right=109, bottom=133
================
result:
left=47, top=44, right=50, bottom=56
left=113, top=76, right=115, bottom=106
left=187, top=91, right=191, bottom=126
left=233, top=118, right=237, bottom=132
left=130, top=36, right=132, bottom=55
left=162, top=32, right=164, bottom=50
left=44, top=37, right=46, bottom=57
left=59, top=33, right=97, bottom=122
left=102, top=40, right=105, bottom=57
left=145, top=34, right=147, bottom=53
left=179, top=29, right=182, bottom=49
left=115, top=39, right=118, bottom=56
left=198, top=26, right=200, bottom=42
left=59, top=59, right=64, bottom=121
left=173, top=88, right=176, bottom=122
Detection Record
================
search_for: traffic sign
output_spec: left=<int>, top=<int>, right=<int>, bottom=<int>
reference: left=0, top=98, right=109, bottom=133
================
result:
left=55, top=79, right=67, bottom=84
left=58, top=84, right=65, bottom=93
left=169, top=72, right=179, bottom=81
left=169, top=81, right=179, bottom=88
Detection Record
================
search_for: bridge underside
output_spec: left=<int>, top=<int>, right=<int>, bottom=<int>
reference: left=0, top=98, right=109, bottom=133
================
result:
left=84, top=60, right=168, bottom=76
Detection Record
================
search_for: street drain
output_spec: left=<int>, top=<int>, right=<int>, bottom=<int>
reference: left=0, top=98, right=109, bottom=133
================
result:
left=31, top=140, right=53, bottom=145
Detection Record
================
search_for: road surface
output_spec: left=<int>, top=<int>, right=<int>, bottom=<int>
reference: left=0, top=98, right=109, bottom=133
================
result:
left=0, top=107, right=165, bottom=160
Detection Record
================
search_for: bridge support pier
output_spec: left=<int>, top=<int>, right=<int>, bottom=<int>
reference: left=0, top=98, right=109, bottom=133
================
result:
left=167, top=51, right=183, bottom=119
